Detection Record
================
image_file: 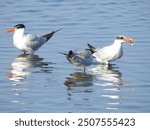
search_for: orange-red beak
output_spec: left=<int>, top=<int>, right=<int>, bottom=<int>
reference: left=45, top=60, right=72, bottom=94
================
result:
left=6, top=28, right=15, bottom=33
left=123, top=37, right=135, bottom=43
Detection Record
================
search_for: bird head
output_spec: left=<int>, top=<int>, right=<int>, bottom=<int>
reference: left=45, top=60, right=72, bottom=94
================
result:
left=116, top=35, right=135, bottom=44
left=6, top=24, right=25, bottom=33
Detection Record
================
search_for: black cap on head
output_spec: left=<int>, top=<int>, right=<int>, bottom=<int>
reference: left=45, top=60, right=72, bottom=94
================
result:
left=14, top=24, right=25, bottom=29
left=68, top=50, right=74, bottom=58
left=116, top=35, right=126, bottom=40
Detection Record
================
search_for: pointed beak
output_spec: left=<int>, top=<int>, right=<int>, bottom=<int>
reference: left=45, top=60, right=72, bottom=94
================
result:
left=6, top=28, right=15, bottom=33
left=123, top=37, right=135, bottom=43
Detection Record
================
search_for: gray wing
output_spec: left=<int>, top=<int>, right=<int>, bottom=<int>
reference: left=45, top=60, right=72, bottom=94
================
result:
left=71, top=50, right=92, bottom=66
left=25, top=29, right=62, bottom=51
left=25, top=34, right=47, bottom=51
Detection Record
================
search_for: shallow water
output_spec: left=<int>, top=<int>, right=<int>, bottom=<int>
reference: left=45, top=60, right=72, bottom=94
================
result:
left=0, top=0, right=150, bottom=112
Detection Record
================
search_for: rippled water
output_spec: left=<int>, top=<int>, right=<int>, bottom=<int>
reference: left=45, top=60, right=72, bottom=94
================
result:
left=0, top=0, right=150, bottom=112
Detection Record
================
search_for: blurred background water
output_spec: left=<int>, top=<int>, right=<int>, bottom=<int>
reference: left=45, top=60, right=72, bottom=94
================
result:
left=0, top=0, right=150, bottom=112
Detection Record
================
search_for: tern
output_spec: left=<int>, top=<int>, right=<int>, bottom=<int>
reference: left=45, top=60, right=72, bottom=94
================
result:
left=6, top=24, right=62, bottom=54
left=87, top=35, right=135, bottom=64
left=59, top=49, right=93, bottom=72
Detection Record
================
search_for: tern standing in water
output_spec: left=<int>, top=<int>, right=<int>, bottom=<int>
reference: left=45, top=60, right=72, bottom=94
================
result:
left=87, top=35, right=135, bottom=64
left=60, top=49, right=93, bottom=72
left=6, top=24, right=62, bottom=54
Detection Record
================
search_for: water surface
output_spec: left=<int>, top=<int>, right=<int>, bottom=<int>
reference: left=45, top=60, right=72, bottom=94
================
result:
left=0, top=0, right=150, bottom=112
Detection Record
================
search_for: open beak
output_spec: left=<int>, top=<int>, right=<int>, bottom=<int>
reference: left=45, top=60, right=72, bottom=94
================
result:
left=6, top=28, right=15, bottom=33
left=123, top=37, right=135, bottom=43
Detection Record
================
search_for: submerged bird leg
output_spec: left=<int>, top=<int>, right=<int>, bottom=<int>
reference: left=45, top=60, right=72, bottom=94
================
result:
left=23, top=51, right=26, bottom=54
left=76, top=66, right=80, bottom=71
left=101, top=61, right=109, bottom=65
left=83, top=66, right=86, bottom=73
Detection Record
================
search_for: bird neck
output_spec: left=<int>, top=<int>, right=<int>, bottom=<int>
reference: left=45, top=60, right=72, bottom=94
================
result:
left=112, top=39, right=123, bottom=50
left=113, top=39, right=122, bottom=46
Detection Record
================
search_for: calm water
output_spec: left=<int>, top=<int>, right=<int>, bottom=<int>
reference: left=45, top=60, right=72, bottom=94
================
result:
left=0, top=0, right=150, bottom=112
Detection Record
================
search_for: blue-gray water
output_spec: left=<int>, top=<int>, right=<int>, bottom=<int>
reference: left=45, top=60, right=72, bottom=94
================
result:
left=0, top=0, right=150, bottom=112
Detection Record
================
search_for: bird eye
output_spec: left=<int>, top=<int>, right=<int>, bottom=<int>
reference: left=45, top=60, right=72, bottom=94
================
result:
left=116, top=36, right=124, bottom=40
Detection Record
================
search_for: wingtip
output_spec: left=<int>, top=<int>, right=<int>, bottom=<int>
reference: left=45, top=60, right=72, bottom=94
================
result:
left=58, top=52, right=67, bottom=55
left=87, top=43, right=91, bottom=48
left=87, top=43, right=95, bottom=49
left=87, top=43, right=96, bottom=54
left=54, top=28, right=63, bottom=33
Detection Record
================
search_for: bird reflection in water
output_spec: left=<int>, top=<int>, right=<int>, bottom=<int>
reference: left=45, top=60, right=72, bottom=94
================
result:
left=8, top=54, right=53, bottom=86
left=90, top=64, right=122, bottom=87
left=90, top=64, right=130, bottom=112
left=64, top=72, right=95, bottom=88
